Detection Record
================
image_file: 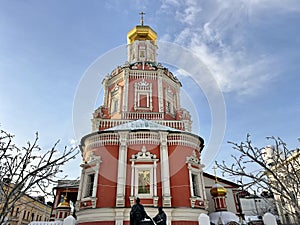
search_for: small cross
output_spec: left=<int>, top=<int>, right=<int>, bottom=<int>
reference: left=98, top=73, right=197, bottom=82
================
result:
left=139, top=11, right=145, bottom=26
left=212, top=166, right=218, bottom=183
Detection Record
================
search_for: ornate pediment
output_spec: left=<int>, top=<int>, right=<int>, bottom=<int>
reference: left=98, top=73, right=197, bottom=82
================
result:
left=186, top=150, right=200, bottom=166
left=131, top=145, right=157, bottom=162
left=136, top=79, right=150, bottom=87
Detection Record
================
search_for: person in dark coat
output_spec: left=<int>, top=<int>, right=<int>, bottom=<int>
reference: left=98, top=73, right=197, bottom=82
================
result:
left=153, top=207, right=167, bottom=225
left=130, top=197, right=148, bottom=225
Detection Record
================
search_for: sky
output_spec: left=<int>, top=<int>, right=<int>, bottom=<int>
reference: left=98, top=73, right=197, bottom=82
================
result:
left=1, top=0, right=300, bottom=181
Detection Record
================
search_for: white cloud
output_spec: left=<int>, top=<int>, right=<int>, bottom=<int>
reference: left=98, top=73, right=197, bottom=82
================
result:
left=159, top=33, right=172, bottom=42
left=158, top=0, right=287, bottom=96
left=69, top=138, right=78, bottom=149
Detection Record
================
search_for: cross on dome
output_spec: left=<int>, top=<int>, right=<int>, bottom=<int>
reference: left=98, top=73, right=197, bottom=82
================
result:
left=139, top=11, right=145, bottom=26
left=212, top=165, right=219, bottom=183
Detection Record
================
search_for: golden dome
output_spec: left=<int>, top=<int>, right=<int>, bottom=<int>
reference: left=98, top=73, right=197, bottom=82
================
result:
left=127, top=25, right=157, bottom=44
left=57, top=195, right=70, bottom=208
left=210, top=183, right=227, bottom=197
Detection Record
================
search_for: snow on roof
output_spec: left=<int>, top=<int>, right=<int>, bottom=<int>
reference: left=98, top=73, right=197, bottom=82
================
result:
left=105, top=119, right=181, bottom=132
left=209, top=211, right=240, bottom=225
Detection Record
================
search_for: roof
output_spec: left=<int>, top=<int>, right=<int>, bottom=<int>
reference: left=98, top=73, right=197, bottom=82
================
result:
left=209, top=211, right=240, bottom=225
left=127, top=25, right=157, bottom=44
left=203, top=172, right=240, bottom=188
left=54, top=180, right=80, bottom=189
left=80, top=119, right=204, bottom=150
left=105, top=119, right=181, bottom=132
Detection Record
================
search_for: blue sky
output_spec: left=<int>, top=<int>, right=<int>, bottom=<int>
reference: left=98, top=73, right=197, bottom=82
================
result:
left=1, top=0, right=300, bottom=179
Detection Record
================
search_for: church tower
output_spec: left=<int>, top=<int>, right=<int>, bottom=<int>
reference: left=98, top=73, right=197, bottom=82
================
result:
left=76, top=15, right=207, bottom=225
left=92, top=14, right=192, bottom=132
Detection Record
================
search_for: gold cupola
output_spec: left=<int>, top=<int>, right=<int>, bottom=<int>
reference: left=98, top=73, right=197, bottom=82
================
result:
left=210, top=183, right=227, bottom=197
left=57, top=195, right=70, bottom=208
left=127, top=12, right=157, bottom=44
left=210, top=166, right=227, bottom=197
left=127, top=25, right=157, bottom=44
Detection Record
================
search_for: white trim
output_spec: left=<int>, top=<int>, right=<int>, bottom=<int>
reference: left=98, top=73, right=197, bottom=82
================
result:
left=186, top=151, right=206, bottom=208
left=130, top=146, right=159, bottom=203
left=134, top=80, right=153, bottom=111
left=158, top=71, right=164, bottom=112
left=122, top=70, right=129, bottom=112
left=79, top=153, right=101, bottom=208
left=159, top=131, right=172, bottom=207
left=116, top=132, right=128, bottom=207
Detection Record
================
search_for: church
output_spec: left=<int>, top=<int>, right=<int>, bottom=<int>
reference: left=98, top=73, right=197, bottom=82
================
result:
left=51, top=16, right=242, bottom=225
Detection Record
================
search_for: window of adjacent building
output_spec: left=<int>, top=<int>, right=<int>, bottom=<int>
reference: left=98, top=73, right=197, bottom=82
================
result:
left=85, top=173, right=95, bottom=197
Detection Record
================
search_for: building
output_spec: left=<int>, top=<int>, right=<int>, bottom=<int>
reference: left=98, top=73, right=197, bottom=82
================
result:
left=75, top=19, right=207, bottom=225
left=204, top=173, right=242, bottom=225
left=0, top=182, right=52, bottom=225
left=52, top=173, right=242, bottom=224
left=239, top=192, right=276, bottom=225
left=203, top=173, right=241, bottom=216
left=51, top=180, right=79, bottom=221
left=262, top=145, right=300, bottom=224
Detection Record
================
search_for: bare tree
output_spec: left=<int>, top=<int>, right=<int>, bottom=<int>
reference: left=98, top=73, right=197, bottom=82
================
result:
left=0, top=129, right=78, bottom=224
left=216, top=134, right=300, bottom=225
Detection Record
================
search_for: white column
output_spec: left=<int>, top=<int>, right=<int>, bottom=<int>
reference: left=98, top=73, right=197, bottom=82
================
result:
left=116, top=131, right=128, bottom=207
left=130, top=161, right=135, bottom=196
left=134, top=83, right=137, bottom=110
left=92, top=162, right=100, bottom=198
left=158, top=71, right=164, bottom=113
left=150, top=83, right=153, bottom=111
left=102, top=78, right=109, bottom=107
left=122, top=70, right=129, bottom=113
left=159, top=131, right=172, bottom=207
left=153, top=161, right=157, bottom=196
left=77, top=166, right=85, bottom=201
left=188, top=168, right=193, bottom=196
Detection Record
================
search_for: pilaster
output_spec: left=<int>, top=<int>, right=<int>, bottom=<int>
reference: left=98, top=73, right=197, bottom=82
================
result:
left=158, top=70, right=164, bottom=113
left=159, top=131, right=172, bottom=207
left=102, top=77, right=109, bottom=107
left=116, top=131, right=129, bottom=207
left=122, top=69, right=129, bottom=113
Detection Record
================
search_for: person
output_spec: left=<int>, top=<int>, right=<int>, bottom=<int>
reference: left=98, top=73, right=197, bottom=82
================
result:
left=153, top=207, right=167, bottom=225
left=130, top=197, right=148, bottom=225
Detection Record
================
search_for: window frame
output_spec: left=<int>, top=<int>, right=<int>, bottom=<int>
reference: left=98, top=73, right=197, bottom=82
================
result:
left=82, top=169, right=96, bottom=199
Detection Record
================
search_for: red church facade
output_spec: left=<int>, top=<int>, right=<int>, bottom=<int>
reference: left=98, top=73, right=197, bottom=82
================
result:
left=75, top=22, right=208, bottom=225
